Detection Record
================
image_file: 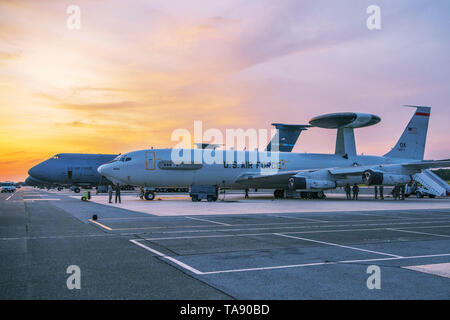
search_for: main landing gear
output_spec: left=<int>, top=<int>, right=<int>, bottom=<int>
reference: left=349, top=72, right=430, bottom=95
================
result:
left=274, top=189, right=285, bottom=198
left=274, top=189, right=326, bottom=200
left=299, top=191, right=326, bottom=200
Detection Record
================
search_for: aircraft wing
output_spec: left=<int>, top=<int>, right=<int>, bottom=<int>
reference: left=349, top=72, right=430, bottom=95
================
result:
left=234, top=160, right=450, bottom=184
left=329, top=160, right=450, bottom=176
left=235, top=170, right=302, bottom=184
left=401, top=160, right=450, bottom=170
left=234, top=167, right=367, bottom=184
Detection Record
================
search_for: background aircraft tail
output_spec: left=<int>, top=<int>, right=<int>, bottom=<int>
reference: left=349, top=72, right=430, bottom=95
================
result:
left=384, top=106, right=431, bottom=160
left=266, top=123, right=312, bottom=152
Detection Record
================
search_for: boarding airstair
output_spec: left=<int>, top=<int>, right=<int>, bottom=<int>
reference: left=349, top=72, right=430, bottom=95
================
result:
left=413, top=169, right=450, bottom=197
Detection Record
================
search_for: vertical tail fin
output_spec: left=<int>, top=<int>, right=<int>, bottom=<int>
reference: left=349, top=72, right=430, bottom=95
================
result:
left=384, top=106, right=431, bottom=160
left=266, top=123, right=311, bottom=152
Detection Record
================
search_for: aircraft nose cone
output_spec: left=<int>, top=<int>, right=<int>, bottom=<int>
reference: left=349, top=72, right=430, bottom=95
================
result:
left=28, top=164, right=45, bottom=180
left=97, top=165, right=105, bottom=175
left=97, top=164, right=110, bottom=176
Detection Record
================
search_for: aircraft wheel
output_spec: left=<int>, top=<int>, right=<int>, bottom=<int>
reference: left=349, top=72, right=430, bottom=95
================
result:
left=274, top=189, right=284, bottom=199
left=317, top=191, right=325, bottom=199
left=144, top=191, right=155, bottom=201
left=74, top=187, right=81, bottom=193
left=416, top=191, right=423, bottom=198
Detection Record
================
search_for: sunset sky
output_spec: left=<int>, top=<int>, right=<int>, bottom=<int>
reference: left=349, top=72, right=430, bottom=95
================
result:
left=0, top=0, right=449, bottom=181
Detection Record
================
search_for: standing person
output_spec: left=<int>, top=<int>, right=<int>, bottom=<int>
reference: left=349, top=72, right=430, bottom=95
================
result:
left=374, top=186, right=378, bottom=199
left=352, top=184, right=359, bottom=200
left=115, top=184, right=121, bottom=204
left=344, top=184, right=351, bottom=200
left=108, top=184, right=113, bottom=203
left=139, top=186, right=144, bottom=199
left=245, top=188, right=249, bottom=199
left=393, top=185, right=399, bottom=200
left=379, top=185, right=384, bottom=200
left=401, top=184, right=406, bottom=200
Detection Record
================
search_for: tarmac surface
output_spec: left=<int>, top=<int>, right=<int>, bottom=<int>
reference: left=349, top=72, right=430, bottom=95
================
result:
left=1, top=187, right=449, bottom=299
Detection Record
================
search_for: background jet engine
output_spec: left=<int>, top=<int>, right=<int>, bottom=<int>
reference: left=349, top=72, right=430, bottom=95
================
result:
left=362, top=169, right=411, bottom=186
left=362, top=170, right=384, bottom=185
left=288, top=176, right=335, bottom=190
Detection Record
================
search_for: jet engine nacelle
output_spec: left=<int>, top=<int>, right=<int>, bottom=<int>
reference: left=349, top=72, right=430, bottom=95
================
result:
left=288, top=176, right=336, bottom=190
left=362, top=170, right=411, bottom=186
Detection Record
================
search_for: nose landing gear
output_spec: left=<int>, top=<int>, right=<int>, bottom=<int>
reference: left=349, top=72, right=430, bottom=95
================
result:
left=144, top=191, right=155, bottom=201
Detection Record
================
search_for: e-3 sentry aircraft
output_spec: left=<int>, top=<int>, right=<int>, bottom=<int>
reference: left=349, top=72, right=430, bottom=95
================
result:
left=98, top=106, right=450, bottom=201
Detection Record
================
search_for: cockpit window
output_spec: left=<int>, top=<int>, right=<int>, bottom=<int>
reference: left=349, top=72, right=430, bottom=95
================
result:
left=52, top=155, right=60, bottom=159
left=108, top=154, right=131, bottom=163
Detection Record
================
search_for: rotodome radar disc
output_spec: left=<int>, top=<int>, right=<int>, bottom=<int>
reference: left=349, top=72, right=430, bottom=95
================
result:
left=309, top=112, right=381, bottom=129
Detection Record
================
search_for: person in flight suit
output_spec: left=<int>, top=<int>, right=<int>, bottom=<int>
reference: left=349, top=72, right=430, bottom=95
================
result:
left=345, top=184, right=351, bottom=200
left=115, top=184, right=121, bottom=204
left=392, top=185, right=400, bottom=200
left=400, top=184, right=406, bottom=200
left=379, top=185, right=384, bottom=200
left=352, top=184, right=360, bottom=200
left=108, top=184, right=113, bottom=203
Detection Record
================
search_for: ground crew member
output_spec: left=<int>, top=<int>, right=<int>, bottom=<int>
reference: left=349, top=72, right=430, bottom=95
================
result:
left=393, top=185, right=400, bottom=200
left=139, top=186, right=144, bottom=199
left=245, top=188, right=249, bottom=199
left=108, top=184, right=113, bottom=203
left=344, top=184, right=351, bottom=200
left=352, top=184, right=359, bottom=200
left=374, top=186, right=378, bottom=199
left=379, top=185, right=384, bottom=200
left=115, top=184, right=121, bottom=204
left=401, top=184, right=406, bottom=200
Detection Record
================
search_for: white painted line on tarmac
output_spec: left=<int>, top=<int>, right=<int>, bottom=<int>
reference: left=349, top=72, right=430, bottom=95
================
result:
left=24, top=199, right=60, bottom=201
left=130, top=237, right=450, bottom=276
left=274, top=233, right=403, bottom=258
left=100, top=216, right=450, bottom=229
left=387, top=228, right=450, bottom=238
left=185, top=216, right=231, bottom=226
left=142, top=224, right=450, bottom=241
left=151, top=220, right=450, bottom=235
left=200, top=253, right=450, bottom=275
left=0, top=234, right=115, bottom=241
left=5, top=192, right=17, bottom=201
left=130, top=239, right=203, bottom=275
left=347, top=212, right=409, bottom=219
left=270, top=214, right=328, bottom=223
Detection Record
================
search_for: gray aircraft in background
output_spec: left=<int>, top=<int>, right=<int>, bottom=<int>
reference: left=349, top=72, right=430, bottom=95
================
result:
left=25, top=176, right=53, bottom=188
left=28, top=153, right=117, bottom=192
